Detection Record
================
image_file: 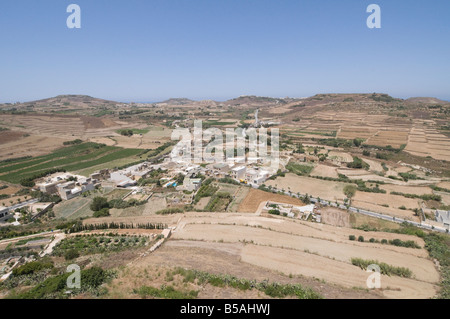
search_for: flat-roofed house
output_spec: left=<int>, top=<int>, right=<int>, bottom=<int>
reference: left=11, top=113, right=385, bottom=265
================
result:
left=0, top=206, right=11, bottom=222
left=231, top=166, right=246, bottom=181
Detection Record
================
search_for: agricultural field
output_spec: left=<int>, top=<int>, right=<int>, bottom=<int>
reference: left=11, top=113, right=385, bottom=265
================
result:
left=265, top=174, right=351, bottom=202
left=1, top=93, right=449, bottom=301
left=0, top=142, right=142, bottom=184
left=114, top=212, right=440, bottom=299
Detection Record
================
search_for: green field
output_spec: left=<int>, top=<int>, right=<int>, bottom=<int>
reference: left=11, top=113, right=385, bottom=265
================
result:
left=204, top=120, right=236, bottom=126
left=0, top=142, right=141, bottom=184
left=53, top=187, right=124, bottom=220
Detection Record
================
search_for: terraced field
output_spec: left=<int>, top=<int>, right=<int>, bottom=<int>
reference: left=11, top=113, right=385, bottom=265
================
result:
left=0, top=142, right=142, bottom=184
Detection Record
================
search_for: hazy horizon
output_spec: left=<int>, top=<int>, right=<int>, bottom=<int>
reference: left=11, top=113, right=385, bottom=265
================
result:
left=2, top=92, right=450, bottom=105
left=1, top=1, right=449, bottom=103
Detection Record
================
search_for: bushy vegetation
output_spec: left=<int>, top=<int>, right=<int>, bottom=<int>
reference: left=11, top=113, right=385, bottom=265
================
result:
left=430, top=185, right=450, bottom=194
left=53, top=234, right=149, bottom=257
left=108, top=198, right=147, bottom=209
left=398, top=172, right=424, bottom=182
left=387, top=222, right=426, bottom=238
left=390, top=191, right=441, bottom=202
left=218, top=177, right=240, bottom=185
left=193, top=180, right=218, bottom=204
left=170, top=268, right=322, bottom=299
left=348, top=234, right=421, bottom=249
left=90, top=196, right=147, bottom=216
left=269, top=209, right=281, bottom=215
left=155, top=208, right=184, bottom=215
left=343, top=185, right=357, bottom=198
left=347, top=156, right=369, bottom=170
left=119, top=129, right=134, bottom=137
left=90, top=196, right=109, bottom=212
left=68, top=221, right=166, bottom=233
left=12, top=259, right=54, bottom=276
left=351, top=258, right=413, bottom=278
left=93, top=208, right=110, bottom=218
left=134, top=285, right=198, bottom=299
left=10, top=266, right=109, bottom=299
left=204, top=192, right=232, bottom=212
left=388, top=238, right=421, bottom=249
left=286, top=162, right=314, bottom=176
left=20, top=168, right=67, bottom=187
left=424, top=233, right=450, bottom=298
left=63, top=139, right=83, bottom=145
left=316, top=138, right=353, bottom=148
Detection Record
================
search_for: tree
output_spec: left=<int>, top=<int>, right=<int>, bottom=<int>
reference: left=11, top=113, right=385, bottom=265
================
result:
left=90, top=197, right=109, bottom=212
left=343, top=185, right=357, bottom=199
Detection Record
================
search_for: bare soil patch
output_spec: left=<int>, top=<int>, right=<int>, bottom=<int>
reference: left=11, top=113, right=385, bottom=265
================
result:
left=319, top=207, right=351, bottom=227
left=238, top=188, right=304, bottom=213
left=265, top=174, right=350, bottom=201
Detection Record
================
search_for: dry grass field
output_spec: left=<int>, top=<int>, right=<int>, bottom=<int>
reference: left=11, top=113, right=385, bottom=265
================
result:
left=90, top=209, right=442, bottom=299
left=265, top=173, right=351, bottom=202
left=404, top=122, right=450, bottom=160
left=113, top=212, right=440, bottom=299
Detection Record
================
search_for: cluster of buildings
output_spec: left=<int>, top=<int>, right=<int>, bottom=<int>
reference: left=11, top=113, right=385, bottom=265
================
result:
left=36, top=173, right=98, bottom=201
left=262, top=201, right=319, bottom=221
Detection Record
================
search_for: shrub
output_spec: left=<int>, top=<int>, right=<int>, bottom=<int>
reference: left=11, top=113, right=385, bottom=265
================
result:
left=268, top=209, right=280, bottom=215
left=64, top=249, right=80, bottom=261
left=349, top=235, right=356, bottom=241
left=90, top=197, right=109, bottom=212
left=351, top=258, right=412, bottom=278
left=93, top=208, right=110, bottom=218
left=63, top=139, right=83, bottom=145
left=12, top=259, right=54, bottom=276
left=155, top=208, right=184, bottom=215
left=81, top=266, right=106, bottom=288
left=358, top=236, right=364, bottom=242
left=344, top=185, right=357, bottom=198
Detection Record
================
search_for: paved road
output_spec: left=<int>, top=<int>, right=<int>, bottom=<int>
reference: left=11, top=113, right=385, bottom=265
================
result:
left=6, top=199, right=39, bottom=212
left=251, top=184, right=449, bottom=233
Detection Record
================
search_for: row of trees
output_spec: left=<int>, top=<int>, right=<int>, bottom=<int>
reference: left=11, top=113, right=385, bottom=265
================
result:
left=68, top=221, right=167, bottom=233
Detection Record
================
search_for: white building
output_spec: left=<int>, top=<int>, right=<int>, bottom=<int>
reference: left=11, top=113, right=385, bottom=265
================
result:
left=245, top=167, right=270, bottom=186
left=435, top=210, right=450, bottom=228
left=231, top=166, right=246, bottom=181
left=56, top=178, right=96, bottom=200
left=110, top=172, right=137, bottom=188
left=177, top=177, right=202, bottom=192
left=0, top=206, right=11, bottom=222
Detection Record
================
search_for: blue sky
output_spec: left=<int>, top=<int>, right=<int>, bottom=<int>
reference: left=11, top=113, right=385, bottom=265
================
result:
left=1, top=0, right=449, bottom=102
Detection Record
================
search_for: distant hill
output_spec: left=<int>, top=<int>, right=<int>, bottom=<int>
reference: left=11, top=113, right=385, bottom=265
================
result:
left=0, top=95, right=122, bottom=116
left=405, top=97, right=450, bottom=105
left=159, top=98, right=195, bottom=105
left=223, top=95, right=298, bottom=107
